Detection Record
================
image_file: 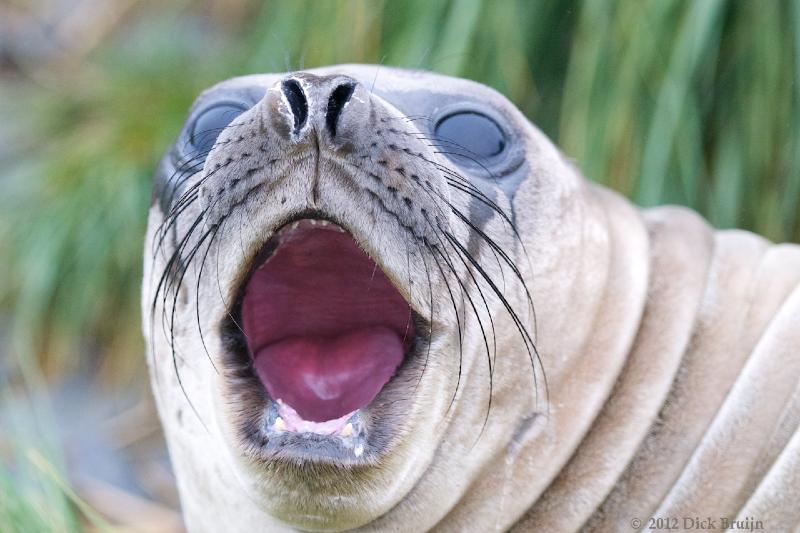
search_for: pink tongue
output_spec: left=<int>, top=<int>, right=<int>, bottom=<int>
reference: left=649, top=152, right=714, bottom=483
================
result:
left=253, top=326, right=403, bottom=422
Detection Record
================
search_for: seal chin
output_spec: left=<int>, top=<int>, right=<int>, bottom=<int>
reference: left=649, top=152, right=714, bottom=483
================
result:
left=226, top=217, right=424, bottom=464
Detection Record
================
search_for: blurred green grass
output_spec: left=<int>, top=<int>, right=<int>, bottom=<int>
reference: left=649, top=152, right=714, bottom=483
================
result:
left=1, top=0, right=798, bottom=529
left=2, top=0, right=798, bottom=372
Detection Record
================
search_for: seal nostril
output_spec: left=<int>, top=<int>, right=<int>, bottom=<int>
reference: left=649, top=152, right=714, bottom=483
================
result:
left=281, top=79, right=308, bottom=135
left=326, top=82, right=356, bottom=137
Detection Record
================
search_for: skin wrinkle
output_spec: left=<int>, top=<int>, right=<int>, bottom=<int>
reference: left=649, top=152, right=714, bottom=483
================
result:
left=142, top=65, right=800, bottom=532
left=584, top=232, right=773, bottom=531
left=516, top=207, right=713, bottom=532
left=651, top=246, right=800, bottom=519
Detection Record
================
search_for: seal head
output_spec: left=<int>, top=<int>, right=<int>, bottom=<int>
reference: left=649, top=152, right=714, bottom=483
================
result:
left=145, top=66, right=556, bottom=531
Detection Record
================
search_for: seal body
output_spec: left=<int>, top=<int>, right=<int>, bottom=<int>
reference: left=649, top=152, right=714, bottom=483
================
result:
left=142, top=65, right=800, bottom=532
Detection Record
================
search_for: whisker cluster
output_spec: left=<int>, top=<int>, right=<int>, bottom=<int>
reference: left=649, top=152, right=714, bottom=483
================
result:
left=148, top=117, right=546, bottom=438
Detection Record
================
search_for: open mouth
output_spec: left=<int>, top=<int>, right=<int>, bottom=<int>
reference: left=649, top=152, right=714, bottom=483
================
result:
left=235, top=218, right=418, bottom=457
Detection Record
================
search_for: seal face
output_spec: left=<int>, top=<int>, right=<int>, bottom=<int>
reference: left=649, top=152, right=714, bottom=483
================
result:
left=144, top=66, right=800, bottom=532
left=146, top=65, right=547, bottom=531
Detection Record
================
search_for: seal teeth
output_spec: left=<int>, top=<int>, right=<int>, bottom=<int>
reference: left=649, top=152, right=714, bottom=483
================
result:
left=274, top=219, right=347, bottom=241
left=340, top=423, right=354, bottom=437
left=274, top=417, right=286, bottom=432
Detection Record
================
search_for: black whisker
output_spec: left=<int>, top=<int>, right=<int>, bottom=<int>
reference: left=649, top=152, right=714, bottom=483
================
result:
left=194, top=219, right=225, bottom=374
left=433, top=224, right=498, bottom=437
left=423, top=240, right=465, bottom=414
left=413, top=241, right=436, bottom=396
left=443, top=227, right=546, bottom=410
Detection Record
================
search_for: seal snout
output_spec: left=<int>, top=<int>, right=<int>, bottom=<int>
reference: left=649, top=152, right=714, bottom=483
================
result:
left=272, top=73, right=365, bottom=146
left=184, top=68, right=452, bottom=467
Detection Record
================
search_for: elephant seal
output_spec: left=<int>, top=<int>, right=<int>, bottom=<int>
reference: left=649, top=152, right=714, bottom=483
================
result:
left=142, top=65, right=800, bottom=532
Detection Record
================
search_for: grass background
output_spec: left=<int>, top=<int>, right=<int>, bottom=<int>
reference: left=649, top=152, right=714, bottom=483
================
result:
left=1, top=0, right=798, bottom=530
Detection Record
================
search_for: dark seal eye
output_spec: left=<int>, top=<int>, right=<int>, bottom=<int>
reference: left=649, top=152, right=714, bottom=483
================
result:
left=434, top=111, right=506, bottom=160
left=189, top=103, right=249, bottom=155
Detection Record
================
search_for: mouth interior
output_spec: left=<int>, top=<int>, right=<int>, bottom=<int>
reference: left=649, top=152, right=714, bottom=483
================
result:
left=241, top=219, right=415, bottom=427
